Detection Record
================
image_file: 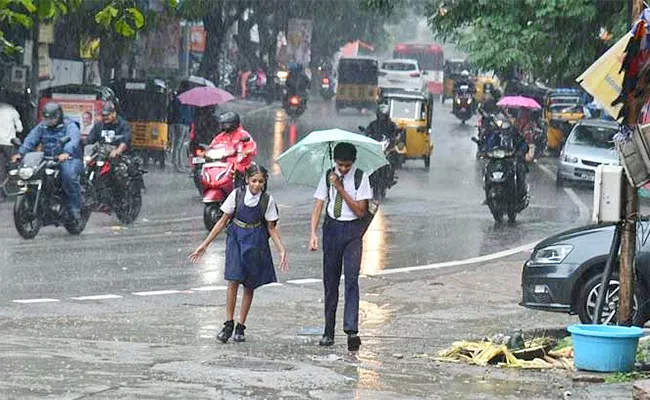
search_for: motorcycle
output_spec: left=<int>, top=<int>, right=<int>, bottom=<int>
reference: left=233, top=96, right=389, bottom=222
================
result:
left=7, top=137, right=91, bottom=239
left=320, top=76, right=335, bottom=100
left=453, top=85, right=474, bottom=123
left=201, top=136, right=252, bottom=231
left=358, top=125, right=401, bottom=201
left=244, top=69, right=274, bottom=105
left=284, top=92, right=306, bottom=120
left=472, top=112, right=529, bottom=223
left=83, top=139, right=146, bottom=224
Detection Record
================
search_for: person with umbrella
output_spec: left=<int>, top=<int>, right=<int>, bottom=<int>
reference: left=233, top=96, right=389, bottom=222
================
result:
left=309, top=142, right=373, bottom=352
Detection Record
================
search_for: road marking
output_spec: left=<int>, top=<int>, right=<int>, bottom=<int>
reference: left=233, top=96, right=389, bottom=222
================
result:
left=189, top=286, right=228, bottom=292
left=263, top=283, right=283, bottom=287
left=244, top=104, right=276, bottom=117
left=13, top=298, right=60, bottom=304
left=71, top=294, right=123, bottom=301
left=538, top=164, right=555, bottom=179
left=564, top=187, right=591, bottom=224
left=287, top=278, right=321, bottom=285
left=369, top=241, right=539, bottom=276
left=132, top=290, right=188, bottom=296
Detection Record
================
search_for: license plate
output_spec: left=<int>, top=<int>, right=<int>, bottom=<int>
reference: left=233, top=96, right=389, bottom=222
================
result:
left=321, top=84, right=329, bottom=89
left=192, top=157, right=205, bottom=164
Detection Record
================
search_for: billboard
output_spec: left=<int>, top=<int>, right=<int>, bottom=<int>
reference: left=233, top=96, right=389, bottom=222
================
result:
left=286, top=19, right=312, bottom=65
left=146, top=20, right=181, bottom=69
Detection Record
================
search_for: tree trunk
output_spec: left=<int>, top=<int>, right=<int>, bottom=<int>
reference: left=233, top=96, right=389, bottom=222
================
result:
left=28, top=20, right=40, bottom=127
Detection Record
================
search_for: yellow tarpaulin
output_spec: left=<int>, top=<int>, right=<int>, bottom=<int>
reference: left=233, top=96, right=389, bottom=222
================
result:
left=576, top=33, right=633, bottom=122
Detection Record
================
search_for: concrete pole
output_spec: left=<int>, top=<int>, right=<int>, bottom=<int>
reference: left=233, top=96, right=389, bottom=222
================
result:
left=619, top=0, right=644, bottom=326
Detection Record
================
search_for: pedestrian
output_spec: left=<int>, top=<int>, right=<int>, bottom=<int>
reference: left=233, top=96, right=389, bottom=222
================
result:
left=189, top=164, right=288, bottom=343
left=309, top=142, right=373, bottom=352
left=171, top=82, right=194, bottom=172
left=0, top=101, right=24, bottom=201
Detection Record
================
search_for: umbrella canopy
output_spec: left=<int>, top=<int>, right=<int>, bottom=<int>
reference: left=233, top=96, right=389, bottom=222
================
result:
left=576, top=33, right=632, bottom=123
left=497, top=96, right=542, bottom=110
left=178, top=86, right=235, bottom=107
left=276, top=128, right=388, bottom=187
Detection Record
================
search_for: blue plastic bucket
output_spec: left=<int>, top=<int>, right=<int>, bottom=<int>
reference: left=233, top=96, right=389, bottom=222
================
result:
left=568, top=324, right=645, bottom=372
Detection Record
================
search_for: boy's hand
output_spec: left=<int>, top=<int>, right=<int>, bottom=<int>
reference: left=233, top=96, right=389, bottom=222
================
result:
left=309, top=233, right=319, bottom=251
left=188, top=246, right=207, bottom=263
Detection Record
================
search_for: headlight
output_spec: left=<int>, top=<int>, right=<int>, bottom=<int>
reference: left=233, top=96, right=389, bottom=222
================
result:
left=277, top=71, right=288, bottom=79
left=19, top=167, right=34, bottom=180
left=563, top=154, right=579, bottom=163
left=9, top=169, right=18, bottom=176
left=456, top=99, right=461, bottom=104
left=84, top=156, right=91, bottom=164
left=491, top=171, right=504, bottom=180
left=468, top=98, right=473, bottom=104
left=531, top=245, right=573, bottom=264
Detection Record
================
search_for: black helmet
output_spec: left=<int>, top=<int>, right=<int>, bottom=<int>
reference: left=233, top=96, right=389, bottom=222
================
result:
left=216, top=110, right=241, bottom=132
left=42, top=102, right=63, bottom=127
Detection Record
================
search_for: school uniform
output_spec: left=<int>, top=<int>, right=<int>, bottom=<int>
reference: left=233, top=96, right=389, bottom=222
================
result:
left=220, top=187, right=279, bottom=289
left=314, top=166, right=373, bottom=337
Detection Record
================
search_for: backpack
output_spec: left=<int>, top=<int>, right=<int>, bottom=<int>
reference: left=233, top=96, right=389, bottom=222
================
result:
left=233, top=188, right=275, bottom=226
left=325, top=167, right=378, bottom=235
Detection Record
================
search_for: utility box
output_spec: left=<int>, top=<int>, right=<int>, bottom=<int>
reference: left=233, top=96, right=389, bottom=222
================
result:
left=592, top=164, right=623, bottom=224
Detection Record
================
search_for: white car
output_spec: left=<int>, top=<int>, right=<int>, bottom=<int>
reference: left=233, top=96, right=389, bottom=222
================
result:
left=379, top=59, right=425, bottom=93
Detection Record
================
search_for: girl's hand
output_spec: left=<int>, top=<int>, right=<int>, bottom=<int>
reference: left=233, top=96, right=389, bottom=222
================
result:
left=188, top=246, right=207, bottom=263
left=279, top=250, right=289, bottom=273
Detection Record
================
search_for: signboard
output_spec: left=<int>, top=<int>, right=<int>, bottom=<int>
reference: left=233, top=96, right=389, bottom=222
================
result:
left=80, top=38, right=100, bottom=59
left=39, top=24, right=54, bottom=44
left=38, top=44, right=51, bottom=79
left=190, top=26, right=206, bottom=53
left=125, top=82, right=147, bottom=90
left=49, top=97, right=102, bottom=140
left=146, top=20, right=181, bottom=69
left=286, top=19, right=312, bottom=65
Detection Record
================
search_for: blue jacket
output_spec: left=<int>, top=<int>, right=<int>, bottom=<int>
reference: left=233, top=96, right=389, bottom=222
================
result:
left=19, top=119, right=82, bottom=159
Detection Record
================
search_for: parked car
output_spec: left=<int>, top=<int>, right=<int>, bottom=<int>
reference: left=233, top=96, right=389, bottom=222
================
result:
left=556, top=119, right=620, bottom=186
left=378, top=59, right=425, bottom=93
left=520, top=222, right=650, bottom=326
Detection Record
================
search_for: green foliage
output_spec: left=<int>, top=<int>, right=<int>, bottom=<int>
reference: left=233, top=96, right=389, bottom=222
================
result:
left=95, top=1, right=145, bottom=38
left=605, top=371, right=650, bottom=384
left=427, top=0, right=626, bottom=85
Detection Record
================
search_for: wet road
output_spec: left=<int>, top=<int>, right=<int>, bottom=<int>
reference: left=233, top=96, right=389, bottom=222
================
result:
left=0, top=99, right=590, bottom=304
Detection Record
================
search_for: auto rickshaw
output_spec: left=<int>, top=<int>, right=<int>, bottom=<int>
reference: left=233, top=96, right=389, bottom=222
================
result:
left=112, top=79, right=169, bottom=167
left=442, top=59, right=471, bottom=103
left=380, top=90, right=433, bottom=169
left=544, top=89, right=586, bottom=154
left=473, top=75, right=500, bottom=103
left=335, top=56, right=380, bottom=112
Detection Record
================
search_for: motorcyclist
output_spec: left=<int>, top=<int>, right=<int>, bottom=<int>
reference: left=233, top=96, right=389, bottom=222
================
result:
left=208, top=111, right=257, bottom=185
left=364, top=104, right=399, bottom=142
left=286, top=62, right=310, bottom=101
left=11, top=102, right=83, bottom=224
left=453, top=70, right=476, bottom=94
left=86, top=101, right=132, bottom=158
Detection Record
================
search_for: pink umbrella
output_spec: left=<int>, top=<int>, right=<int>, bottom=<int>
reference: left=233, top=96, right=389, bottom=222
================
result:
left=497, top=96, right=542, bottom=110
left=178, top=86, right=235, bottom=107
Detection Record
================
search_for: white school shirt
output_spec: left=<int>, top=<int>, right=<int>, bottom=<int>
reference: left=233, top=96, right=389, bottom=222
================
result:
left=220, top=187, right=279, bottom=222
left=313, top=166, right=373, bottom=221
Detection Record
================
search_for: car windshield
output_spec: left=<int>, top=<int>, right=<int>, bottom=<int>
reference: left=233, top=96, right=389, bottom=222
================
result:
left=390, top=99, right=421, bottom=119
left=569, top=125, right=618, bottom=149
left=382, top=62, right=417, bottom=71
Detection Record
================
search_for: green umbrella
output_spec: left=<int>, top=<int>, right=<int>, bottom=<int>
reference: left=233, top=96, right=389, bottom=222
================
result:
left=276, top=128, right=388, bottom=187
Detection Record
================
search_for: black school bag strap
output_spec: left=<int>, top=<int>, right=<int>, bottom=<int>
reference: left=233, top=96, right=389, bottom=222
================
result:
left=234, top=188, right=273, bottom=224
left=325, top=167, right=363, bottom=195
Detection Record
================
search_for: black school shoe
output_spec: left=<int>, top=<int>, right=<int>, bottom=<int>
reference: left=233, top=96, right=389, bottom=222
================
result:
left=347, top=333, right=361, bottom=352
left=319, top=335, right=335, bottom=347
left=217, top=320, right=234, bottom=343
left=233, top=323, right=246, bottom=342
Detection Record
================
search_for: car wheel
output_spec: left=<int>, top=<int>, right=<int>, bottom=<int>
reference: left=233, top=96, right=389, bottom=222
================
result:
left=577, top=273, right=646, bottom=326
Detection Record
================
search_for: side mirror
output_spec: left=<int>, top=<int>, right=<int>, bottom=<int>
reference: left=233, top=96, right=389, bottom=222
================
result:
left=422, top=71, right=428, bottom=76
left=241, top=136, right=251, bottom=143
left=471, top=137, right=480, bottom=144
left=59, top=136, right=72, bottom=145
left=11, top=138, right=22, bottom=147
left=358, top=125, right=366, bottom=132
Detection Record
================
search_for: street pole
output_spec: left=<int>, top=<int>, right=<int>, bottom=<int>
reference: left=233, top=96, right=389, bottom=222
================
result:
left=618, top=0, right=645, bottom=326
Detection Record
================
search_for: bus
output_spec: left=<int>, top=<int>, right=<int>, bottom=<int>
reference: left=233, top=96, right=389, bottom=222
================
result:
left=393, top=43, right=444, bottom=98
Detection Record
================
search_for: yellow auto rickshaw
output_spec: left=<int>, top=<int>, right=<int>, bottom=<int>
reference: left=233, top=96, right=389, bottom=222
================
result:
left=113, top=79, right=169, bottom=167
left=381, top=90, right=434, bottom=169
left=336, top=57, right=380, bottom=112
left=544, top=90, right=585, bottom=153
left=443, top=59, right=471, bottom=103
left=473, top=76, right=500, bottom=103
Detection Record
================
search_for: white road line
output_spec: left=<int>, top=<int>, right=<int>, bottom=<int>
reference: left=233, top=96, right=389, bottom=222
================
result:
left=538, top=164, right=555, bottom=179
left=13, top=298, right=60, bottom=304
left=263, top=283, right=283, bottom=287
left=369, top=241, right=540, bottom=276
left=132, top=290, right=188, bottom=296
left=71, top=294, right=123, bottom=301
left=286, top=278, right=321, bottom=285
left=189, top=286, right=228, bottom=292
left=243, top=104, right=276, bottom=117
left=564, top=187, right=591, bottom=224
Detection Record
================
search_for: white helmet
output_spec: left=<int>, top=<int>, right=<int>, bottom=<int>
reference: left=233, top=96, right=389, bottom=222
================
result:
left=461, top=70, right=470, bottom=77
left=377, top=103, right=389, bottom=116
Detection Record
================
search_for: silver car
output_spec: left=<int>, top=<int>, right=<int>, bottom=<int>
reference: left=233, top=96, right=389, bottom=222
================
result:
left=556, top=119, right=620, bottom=185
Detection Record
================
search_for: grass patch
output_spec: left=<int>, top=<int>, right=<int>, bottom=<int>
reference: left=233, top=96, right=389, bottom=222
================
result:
left=605, top=371, right=650, bottom=384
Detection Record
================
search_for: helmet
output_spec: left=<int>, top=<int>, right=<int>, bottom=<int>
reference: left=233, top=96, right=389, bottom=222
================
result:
left=216, top=110, right=240, bottom=133
left=42, top=102, right=63, bottom=127
left=461, top=70, right=470, bottom=78
left=377, top=103, right=389, bottom=117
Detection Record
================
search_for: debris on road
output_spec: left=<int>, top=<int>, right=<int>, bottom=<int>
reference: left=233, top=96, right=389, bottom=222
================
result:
left=430, top=334, right=575, bottom=370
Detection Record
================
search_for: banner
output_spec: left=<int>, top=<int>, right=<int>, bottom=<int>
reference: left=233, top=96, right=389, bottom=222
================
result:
left=146, top=20, right=181, bottom=69
left=190, top=26, right=206, bottom=53
left=286, top=19, right=312, bottom=65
